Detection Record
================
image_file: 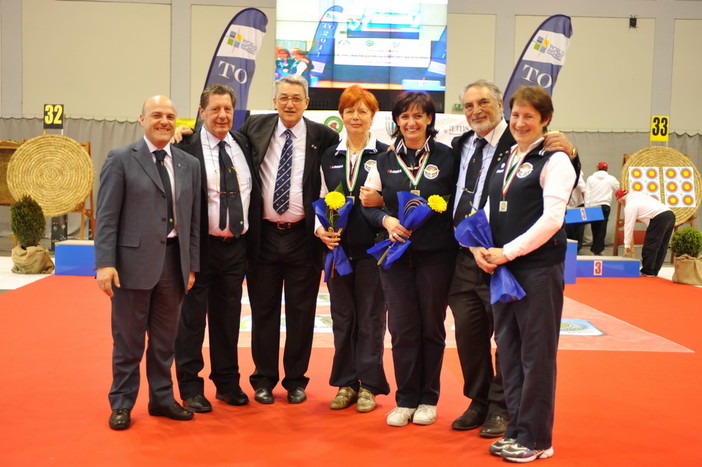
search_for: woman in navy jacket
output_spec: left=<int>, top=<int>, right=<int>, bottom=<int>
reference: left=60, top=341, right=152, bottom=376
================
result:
left=317, top=85, right=390, bottom=413
left=362, top=92, right=457, bottom=427
left=473, top=86, right=575, bottom=463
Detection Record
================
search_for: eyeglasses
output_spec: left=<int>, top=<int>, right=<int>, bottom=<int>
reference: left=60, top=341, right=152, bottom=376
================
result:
left=276, top=96, right=305, bottom=105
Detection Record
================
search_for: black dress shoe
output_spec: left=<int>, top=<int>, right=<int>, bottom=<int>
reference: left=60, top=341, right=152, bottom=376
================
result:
left=216, top=388, right=249, bottom=406
left=287, top=387, right=307, bottom=404
left=479, top=414, right=508, bottom=438
left=109, top=408, right=131, bottom=430
left=148, top=401, right=194, bottom=420
left=254, top=387, right=274, bottom=404
left=451, top=407, right=486, bottom=431
left=183, top=394, right=212, bottom=413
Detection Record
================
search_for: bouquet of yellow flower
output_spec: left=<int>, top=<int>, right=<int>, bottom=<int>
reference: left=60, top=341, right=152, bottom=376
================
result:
left=313, top=189, right=354, bottom=281
left=367, top=191, right=448, bottom=269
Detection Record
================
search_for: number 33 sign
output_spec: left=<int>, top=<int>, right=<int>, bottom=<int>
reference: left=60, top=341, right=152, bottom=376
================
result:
left=650, top=115, right=669, bottom=142
left=44, top=104, right=64, bottom=129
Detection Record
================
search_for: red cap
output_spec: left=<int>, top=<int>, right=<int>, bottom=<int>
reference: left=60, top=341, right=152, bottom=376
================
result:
left=615, top=188, right=628, bottom=200
left=597, top=162, right=608, bottom=170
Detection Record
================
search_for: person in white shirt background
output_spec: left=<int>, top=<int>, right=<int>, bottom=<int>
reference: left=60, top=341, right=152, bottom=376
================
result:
left=584, top=162, right=620, bottom=255
left=565, top=172, right=587, bottom=253
left=616, top=188, right=676, bottom=277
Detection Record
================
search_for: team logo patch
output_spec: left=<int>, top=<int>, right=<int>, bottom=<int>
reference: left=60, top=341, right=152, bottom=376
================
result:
left=424, top=164, right=440, bottom=179
left=517, top=162, right=534, bottom=178
left=324, top=116, right=343, bottom=133
left=364, top=159, right=376, bottom=172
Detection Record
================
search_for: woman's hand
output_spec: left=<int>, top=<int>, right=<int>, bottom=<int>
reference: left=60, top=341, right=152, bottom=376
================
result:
left=486, top=247, right=509, bottom=265
left=360, top=186, right=384, bottom=207
left=316, top=226, right=340, bottom=250
left=470, top=247, right=497, bottom=274
left=382, top=216, right=411, bottom=243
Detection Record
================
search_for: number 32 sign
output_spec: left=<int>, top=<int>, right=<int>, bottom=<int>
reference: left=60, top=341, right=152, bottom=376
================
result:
left=44, top=104, right=64, bottom=129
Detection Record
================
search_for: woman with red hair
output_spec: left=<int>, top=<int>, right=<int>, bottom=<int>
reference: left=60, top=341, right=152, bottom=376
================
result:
left=316, top=85, right=390, bottom=413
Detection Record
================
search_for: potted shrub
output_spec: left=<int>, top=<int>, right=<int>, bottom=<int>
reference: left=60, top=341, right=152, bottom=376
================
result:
left=9, top=195, right=54, bottom=274
left=669, top=226, right=702, bottom=285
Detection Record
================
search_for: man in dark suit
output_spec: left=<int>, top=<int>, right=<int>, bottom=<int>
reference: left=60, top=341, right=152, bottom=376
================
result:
left=173, top=84, right=261, bottom=413
left=96, top=95, right=201, bottom=430
left=449, top=80, right=579, bottom=437
left=238, top=75, right=339, bottom=404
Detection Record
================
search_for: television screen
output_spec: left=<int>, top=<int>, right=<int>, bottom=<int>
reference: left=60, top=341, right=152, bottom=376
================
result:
left=276, top=0, right=447, bottom=111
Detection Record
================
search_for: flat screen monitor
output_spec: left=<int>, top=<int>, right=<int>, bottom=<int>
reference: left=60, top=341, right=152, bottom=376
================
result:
left=276, top=0, right=447, bottom=111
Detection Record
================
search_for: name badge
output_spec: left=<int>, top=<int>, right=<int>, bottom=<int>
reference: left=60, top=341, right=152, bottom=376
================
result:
left=499, top=201, right=508, bottom=212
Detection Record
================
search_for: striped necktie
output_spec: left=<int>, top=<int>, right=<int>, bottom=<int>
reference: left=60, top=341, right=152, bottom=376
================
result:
left=273, top=129, right=293, bottom=214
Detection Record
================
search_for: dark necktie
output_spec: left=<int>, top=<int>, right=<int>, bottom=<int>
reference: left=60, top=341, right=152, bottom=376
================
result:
left=453, top=137, right=488, bottom=226
left=217, top=140, right=244, bottom=237
left=273, top=129, right=293, bottom=214
left=153, top=149, right=174, bottom=235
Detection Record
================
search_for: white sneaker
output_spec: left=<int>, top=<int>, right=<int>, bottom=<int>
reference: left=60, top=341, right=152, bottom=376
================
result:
left=386, top=407, right=416, bottom=427
left=412, top=404, right=437, bottom=425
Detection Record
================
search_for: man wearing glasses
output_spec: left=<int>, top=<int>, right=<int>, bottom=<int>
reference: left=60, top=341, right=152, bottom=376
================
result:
left=238, top=75, right=339, bottom=405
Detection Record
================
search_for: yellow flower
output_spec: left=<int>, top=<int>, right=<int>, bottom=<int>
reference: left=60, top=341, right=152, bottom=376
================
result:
left=427, top=194, right=447, bottom=213
left=325, top=191, right=346, bottom=210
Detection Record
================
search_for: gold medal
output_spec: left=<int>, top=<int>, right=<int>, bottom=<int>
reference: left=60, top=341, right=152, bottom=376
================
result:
left=411, top=189, right=421, bottom=196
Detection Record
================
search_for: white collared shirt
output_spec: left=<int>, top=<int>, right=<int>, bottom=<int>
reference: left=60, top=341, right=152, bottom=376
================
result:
left=453, top=119, right=508, bottom=217
left=259, top=118, right=308, bottom=222
left=200, top=127, right=252, bottom=236
left=144, top=137, right=177, bottom=237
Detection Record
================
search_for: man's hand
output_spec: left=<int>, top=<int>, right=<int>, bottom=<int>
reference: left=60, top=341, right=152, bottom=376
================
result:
left=96, top=267, right=120, bottom=297
left=543, top=131, right=576, bottom=159
left=316, top=226, right=340, bottom=250
left=624, top=247, right=634, bottom=258
left=360, top=186, right=384, bottom=207
left=382, top=216, right=411, bottom=243
left=470, top=246, right=497, bottom=274
left=170, top=125, right=194, bottom=144
left=187, top=271, right=196, bottom=291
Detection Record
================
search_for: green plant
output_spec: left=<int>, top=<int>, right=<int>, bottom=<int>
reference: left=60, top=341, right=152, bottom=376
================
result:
left=10, top=195, right=46, bottom=248
left=669, top=226, right=702, bottom=257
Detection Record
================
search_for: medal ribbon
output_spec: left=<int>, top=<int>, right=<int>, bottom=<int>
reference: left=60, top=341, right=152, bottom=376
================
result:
left=501, top=147, right=528, bottom=198
left=345, top=149, right=362, bottom=193
left=395, top=138, right=431, bottom=189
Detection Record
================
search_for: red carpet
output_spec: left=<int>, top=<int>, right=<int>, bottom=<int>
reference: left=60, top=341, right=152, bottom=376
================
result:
left=0, top=275, right=700, bottom=466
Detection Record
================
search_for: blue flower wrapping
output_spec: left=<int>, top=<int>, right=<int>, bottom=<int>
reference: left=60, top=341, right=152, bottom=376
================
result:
left=454, top=209, right=526, bottom=304
left=312, top=196, right=354, bottom=281
left=367, top=191, right=434, bottom=270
